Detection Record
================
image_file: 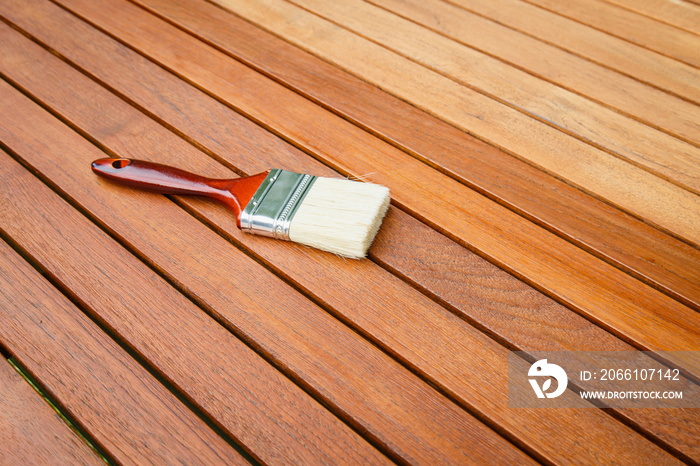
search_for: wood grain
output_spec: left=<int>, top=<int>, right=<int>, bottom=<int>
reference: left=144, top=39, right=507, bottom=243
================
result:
left=287, top=0, right=700, bottom=195
left=1, top=17, right=696, bottom=462
left=445, top=0, right=700, bottom=104
left=132, top=0, right=700, bottom=311
left=367, top=0, right=700, bottom=147
left=523, top=0, right=700, bottom=67
left=0, top=355, right=103, bottom=466
left=204, top=0, right=700, bottom=246
left=0, top=235, right=247, bottom=465
left=0, top=80, right=532, bottom=465
left=31, top=0, right=700, bottom=364
left=600, top=0, right=700, bottom=33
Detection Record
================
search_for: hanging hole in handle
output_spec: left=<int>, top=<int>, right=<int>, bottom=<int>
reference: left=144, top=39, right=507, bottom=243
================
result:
left=111, top=159, right=131, bottom=169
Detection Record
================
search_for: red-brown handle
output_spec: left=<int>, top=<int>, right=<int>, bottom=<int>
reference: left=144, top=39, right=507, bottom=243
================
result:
left=91, top=158, right=230, bottom=199
left=91, top=158, right=270, bottom=226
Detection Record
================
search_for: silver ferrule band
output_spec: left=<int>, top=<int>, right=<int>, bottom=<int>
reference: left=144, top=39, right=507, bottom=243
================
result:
left=239, top=169, right=317, bottom=240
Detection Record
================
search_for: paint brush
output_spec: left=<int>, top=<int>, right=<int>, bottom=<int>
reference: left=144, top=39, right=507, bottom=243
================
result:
left=91, top=158, right=390, bottom=258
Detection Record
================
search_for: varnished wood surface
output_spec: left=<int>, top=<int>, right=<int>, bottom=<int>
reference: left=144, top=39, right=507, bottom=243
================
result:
left=0, top=0, right=698, bottom=463
left=1, top=24, right=693, bottom=462
left=0, top=355, right=103, bottom=465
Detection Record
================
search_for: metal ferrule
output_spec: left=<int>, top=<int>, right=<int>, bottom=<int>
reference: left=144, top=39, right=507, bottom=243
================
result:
left=239, top=169, right=317, bottom=240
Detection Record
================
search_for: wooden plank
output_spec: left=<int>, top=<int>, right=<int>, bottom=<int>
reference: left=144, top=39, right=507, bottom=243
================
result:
left=600, top=0, right=700, bottom=34
left=523, top=0, right=700, bottom=68
left=0, top=18, right=695, bottom=463
left=134, top=0, right=700, bottom=311
left=367, top=0, right=700, bottom=147
left=0, top=82, right=533, bottom=465
left=286, top=0, right=700, bottom=195
left=0, top=238, right=247, bottom=465
left=201, top=0, right=700, bottom=247
left=30, top=0, right=700, bottom=364
left=0, top=355, right=103, bottom=465
left=446, top=0, right=700, bottom=104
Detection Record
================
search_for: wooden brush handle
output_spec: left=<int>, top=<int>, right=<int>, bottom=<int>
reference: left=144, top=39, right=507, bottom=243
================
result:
left=91, top=158, right=270, bottom=226
left=91, top=158, right=229, bottom=198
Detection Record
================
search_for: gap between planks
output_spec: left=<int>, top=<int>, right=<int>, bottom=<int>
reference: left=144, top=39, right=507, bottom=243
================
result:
left=0, top=348, right=106, bottom=465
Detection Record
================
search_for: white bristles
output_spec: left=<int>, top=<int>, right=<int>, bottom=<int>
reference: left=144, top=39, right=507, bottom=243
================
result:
left=288, top=177, right=390, bottom=259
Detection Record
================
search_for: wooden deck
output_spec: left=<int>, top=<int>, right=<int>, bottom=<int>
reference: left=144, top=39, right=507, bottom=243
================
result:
left=1, top=0, right=698, bottom=463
